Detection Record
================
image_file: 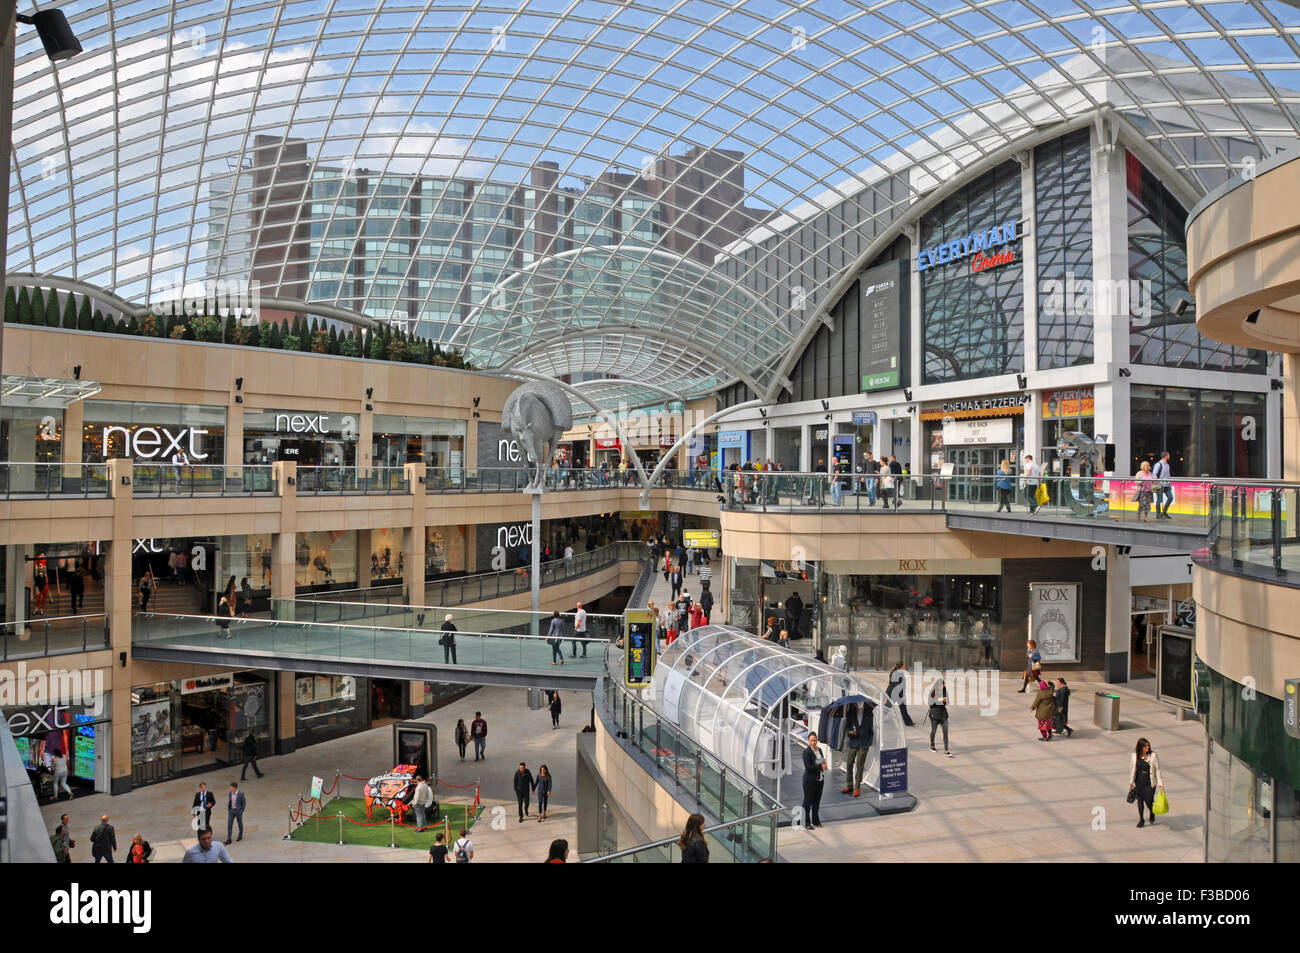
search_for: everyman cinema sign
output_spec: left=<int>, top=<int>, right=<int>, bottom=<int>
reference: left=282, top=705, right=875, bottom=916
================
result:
left=916, top=219, right=1019, bottom=273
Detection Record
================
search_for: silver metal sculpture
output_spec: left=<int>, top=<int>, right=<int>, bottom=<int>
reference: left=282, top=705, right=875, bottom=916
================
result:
left=501, top=379, right=573, bottom=492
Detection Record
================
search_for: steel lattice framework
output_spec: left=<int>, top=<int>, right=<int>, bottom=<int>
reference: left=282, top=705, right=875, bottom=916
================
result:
left=8, top=0, right=1300, bottom=404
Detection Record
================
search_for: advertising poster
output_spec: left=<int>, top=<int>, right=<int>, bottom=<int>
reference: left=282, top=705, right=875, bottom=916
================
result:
left=860, top=260, right=906, bottom=391
left=131, top=700, right=172, bottom=754
left=229, top=683, right=267, bottom=733
left=1029, top=583, right=1079, bottom=662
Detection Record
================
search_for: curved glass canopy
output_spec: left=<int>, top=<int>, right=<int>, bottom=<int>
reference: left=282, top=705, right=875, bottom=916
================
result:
left=651, top=624, right=905, bottom=787
left=9, top=0, right=1300, bottom=403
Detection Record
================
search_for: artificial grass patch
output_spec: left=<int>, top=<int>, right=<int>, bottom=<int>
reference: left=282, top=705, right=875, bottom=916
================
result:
left=290, top=796, right=481, bottom=850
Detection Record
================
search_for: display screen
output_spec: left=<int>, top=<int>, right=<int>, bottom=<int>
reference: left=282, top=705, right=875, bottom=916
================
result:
left=860, top=259, right=906, bottom=391
left=625, top=621, right=655, bottom=686
left=397, top=730, right=429, bottom=780
left=1158, top=627, right=1195, bottom=707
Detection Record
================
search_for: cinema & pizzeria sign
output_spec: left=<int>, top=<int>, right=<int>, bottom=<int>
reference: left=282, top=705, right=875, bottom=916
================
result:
left=916, top=218, right=1019, bottom=273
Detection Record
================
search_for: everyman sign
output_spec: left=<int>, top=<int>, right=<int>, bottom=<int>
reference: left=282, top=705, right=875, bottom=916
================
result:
left=916, top=219, right=1018, bottom=272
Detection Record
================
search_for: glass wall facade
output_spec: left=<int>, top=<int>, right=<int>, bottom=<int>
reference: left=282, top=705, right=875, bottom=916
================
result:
left=1130, top=386, right=1266, bottom=477
left=1035, top=129, right=1094, bottom=369
left=0, top=405, right=62, bottom=464
left=921, top=160, right=1024, bottom=384
left=82, top=400, right=225, bottom=464
left=372, top=414, right=465, bottom=470
left=294, top=674, right=367, bottom=746
left=1127, top=151, right=1266, bottom=373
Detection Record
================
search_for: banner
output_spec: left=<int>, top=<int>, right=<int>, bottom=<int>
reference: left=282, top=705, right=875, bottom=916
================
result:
left=1030, top=582, right=1079, bottom=663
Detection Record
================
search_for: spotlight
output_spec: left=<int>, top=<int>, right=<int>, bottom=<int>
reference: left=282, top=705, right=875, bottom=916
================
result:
left=16, top=10, right=83, bottom=61
left=473, top=396, right=481, bottom=407
left=119, top=651, right=127, bottom=668
left=1118, top=367, right=1132, bottom=378
left=1173, top=298, right=1190, bottom=317
left=365, top=403, right=373, bottom=411
left=903, top=389, right=913, bottom=401
left=365, top=387, right=374, bottom=399
left=1016, top=374, right=1027, bottom=389
left=821, top=400, right=830, bottom=411
left=235, top=377, right=243, bottom=390
left=758, top=408, right=767, bottom=418
left=72, top=365, right=81, bottom=380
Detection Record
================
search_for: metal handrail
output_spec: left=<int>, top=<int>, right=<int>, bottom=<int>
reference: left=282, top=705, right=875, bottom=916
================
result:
left=581, top=808, right=785, bottom=863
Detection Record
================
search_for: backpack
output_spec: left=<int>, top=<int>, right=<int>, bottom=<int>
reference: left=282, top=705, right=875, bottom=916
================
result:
left=454, top=839, right=470, bottom=863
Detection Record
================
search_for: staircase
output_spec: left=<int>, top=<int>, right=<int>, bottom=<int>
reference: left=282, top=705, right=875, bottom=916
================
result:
left=38, top=575, right=206, bottom=617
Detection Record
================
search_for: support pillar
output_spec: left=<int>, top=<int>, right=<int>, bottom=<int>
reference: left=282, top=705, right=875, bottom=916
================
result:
left=270, top=461, right=298, bottom=618
left=405, top=462, right=426, bottom=607
left=106, top=458, right=135, bottom=794
left=529, top=491, right=542, bottom=636
left=1103, top=545, right=1131, bottom=683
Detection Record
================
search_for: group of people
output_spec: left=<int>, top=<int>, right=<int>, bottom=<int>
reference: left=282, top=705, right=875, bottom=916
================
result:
left=543, top=601, right=590, bottom=664
left=1018, top=640, right=1073, bottom=741
left=452, top=711, right=489, bottom=760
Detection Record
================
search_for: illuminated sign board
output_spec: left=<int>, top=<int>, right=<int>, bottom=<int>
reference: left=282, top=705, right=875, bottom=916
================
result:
left=916, top=218, right=1019, bottom=272
left=683, top=529, right=721, bottom=549
left=860, top=260, right=906, bottom=392
left=623, top=609, right=657, bottom=689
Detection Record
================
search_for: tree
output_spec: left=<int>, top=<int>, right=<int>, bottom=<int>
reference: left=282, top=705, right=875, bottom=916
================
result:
left=368, top=330, right=385, bottom=360
left=16, top=287, right=31, bottom=324
left=44, top=290, right=60, bottom=327
left=327, top=325, right=339, bottom=354
left=62, top=292, right=78, bottom=329
left=30, top=286, right=45, bottom=326
left=92, top=312, right=105, bottom=333
left=223, top=314, right=236, bottom=343
left=259, top=321, right=274, bottom=348
left=269, top=321, right=283, bottom=349
left=77, top=296, right=92, bottom=331
left=4, top=286, right=15, bottom=323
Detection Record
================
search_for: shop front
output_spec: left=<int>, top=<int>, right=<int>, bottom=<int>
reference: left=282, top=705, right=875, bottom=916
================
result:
left=717, top=429, right=749, bottom=471
left=372, top=414, right=465, bottom=472
left=1, top=405, right=63, bottom=493
left=922, top=392, right=1028, bottom=500
left=83, top=399, right=225, bottom=465
left=242, top=407, right=356, bottom=467
left=593, top=437, right=622, bottom=478
left=130, top=670, right=273, bottom=786
left=426, top=525, right=467, bottom=581
left=294, top=673, right=366, bottom=747
left=9, top=697, right=111, bottom=800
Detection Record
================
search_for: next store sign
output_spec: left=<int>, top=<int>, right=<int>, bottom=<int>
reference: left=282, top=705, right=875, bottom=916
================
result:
left=916, top=219, right=1018, bottom=272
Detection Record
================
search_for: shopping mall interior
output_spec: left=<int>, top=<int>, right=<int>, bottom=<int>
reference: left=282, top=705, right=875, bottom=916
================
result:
left=0, top=0, right=1298, bottom=875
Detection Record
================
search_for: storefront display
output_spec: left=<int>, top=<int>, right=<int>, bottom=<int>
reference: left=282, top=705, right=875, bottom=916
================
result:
left=295, top=530, right=357, bottom=589
left=242, top=407, right=357, bottom=466
left=1, top=405, right=62, bottom=468
left=426, top=525, right=466, bottom=580
left=922, top=392, right=1027, bottom=484
left=369, top=527, right=405, bottom=581
left=83, top=399, right=225, bottom=464
left=10, top=699, right=110, bottom=797
left=372, top=414, right=465, bottom=471
left=295, top=673, right=367, bottom=746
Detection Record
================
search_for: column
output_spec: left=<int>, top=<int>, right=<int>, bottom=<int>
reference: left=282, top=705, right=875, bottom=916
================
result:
left=405, top=462, right=426, bottom=607
left=270, top=460, right=298, bottom=617
left=355, top=529, right=372, bottom=589
left=277, top=672, right=297, bottom=755
left=225, top=399, right=244, bottom=470
left=358, top=404, right=374, bottom=468
left=62, top=399, right=83, bottom=464
left=1103, top=545, right=1131, bottom=683
left=106, top=458, right=135, bottom=793
left=1019, top=151, right=1039, bottom=377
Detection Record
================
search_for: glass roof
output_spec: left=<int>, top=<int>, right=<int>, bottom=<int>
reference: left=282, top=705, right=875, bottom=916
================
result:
left=9, top=0, right=1300, bottom=404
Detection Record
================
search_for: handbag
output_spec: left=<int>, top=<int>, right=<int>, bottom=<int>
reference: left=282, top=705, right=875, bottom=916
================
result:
left=1035, top=483, right=1049, bottom=506
left=1152, top=787, right=1170, bottom=815
left=1126, top=785, right=1137, bottom=804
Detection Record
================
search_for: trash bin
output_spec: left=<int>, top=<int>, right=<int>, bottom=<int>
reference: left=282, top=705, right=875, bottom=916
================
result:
left=526, top=688, right=543, bottom=710
left=1094, top=691, right=1120, bottom=730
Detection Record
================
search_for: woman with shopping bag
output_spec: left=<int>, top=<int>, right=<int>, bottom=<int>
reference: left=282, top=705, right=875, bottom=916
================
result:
left=1128, top=737, right=1165, bottom=827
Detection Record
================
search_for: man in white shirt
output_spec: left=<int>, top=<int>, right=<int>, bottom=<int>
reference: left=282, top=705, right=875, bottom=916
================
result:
left=570, top=602, right=588, bottom=658
left=182, top=828, right=234, bottom=863
left=564, top=543, right=574, bottom=568
left=1022, top=454, right=1041, bottom=515
left=172, top=448, right=189, bottom=490
left=452, top=829, right=474, bottom=863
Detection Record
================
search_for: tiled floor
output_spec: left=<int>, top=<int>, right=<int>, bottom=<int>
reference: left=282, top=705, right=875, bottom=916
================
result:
left=42, top=684, right=581, bottom=864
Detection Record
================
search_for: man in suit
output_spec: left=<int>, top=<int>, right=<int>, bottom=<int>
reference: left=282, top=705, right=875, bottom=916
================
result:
left=801, top=733, right=827, bottom=830
left=90, top=814, right=117, bottom=863
left=225, top=782, right=247, bottom=845
left=669, top=564, right=683, bottom=599
left=193, top=781, right=216, bottom=831
left=512, top=762, right=535, bottom=822
left=840, top=701, right=875, bottom=798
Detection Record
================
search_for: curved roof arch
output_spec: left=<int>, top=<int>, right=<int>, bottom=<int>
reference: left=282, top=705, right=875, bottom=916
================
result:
left=8, top=0, right=1300, bottom=404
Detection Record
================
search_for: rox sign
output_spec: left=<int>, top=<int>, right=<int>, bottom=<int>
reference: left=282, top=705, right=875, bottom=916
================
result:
left=103, top=426, right=208, bottom=460
left=1033, top=586, right=1073, bottom=602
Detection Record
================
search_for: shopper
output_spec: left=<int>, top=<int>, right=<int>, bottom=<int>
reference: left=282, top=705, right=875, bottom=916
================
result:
left=90, top=814, right=117, bottom=863
left=927, top=680, right=952, bottom=756
left=547, top=611, right=566, bottom=665
left=215, top=594, right=233, bottom=639
left=1153, top=450, right=1174, bottom=520
left=777, top=627, right=790, bottom=648
left=887, top=455, right=904, bottom=509
left=801, top=733, right=827, bottom=830
left=995, top=459, right=1014, bottom=512
left=1129, top=737, right=1164, bottom=828
left=125, top=833, right=152, bottom=864
left=428, top=832, right=449, bottom=863
left=1023, top=454, right=1042, bottom=514
left=440, top=614, right=458, bottom=664
left=182, top=828, right=233, bottom=863
left=32, top=555, right=49, bottom=616
left=452, top=829, right=474, bottom=862
left=1135, top=460, right=1155, bottom=522
left=470, top=712, right=487, bottom=761
left=689, top=600, right=705, bottom=630
left=1053, top=677, right=1073, bottom=736
left=679, top=812, right=710, bottom=862
left=454, top=718, right=469, bottom=759
left=699, top=586, right=714, bottom=624
left=225, top=782, right=246, bottom=844
left=786, top=590, right=804, bottom=638
left=240, top=732, right=264, bottom=780
left=545, top=838, right=569, bottom=862
left=1018, top=640, right=1042, bottom=692
left=58, top=813, right=74, bottom=861
left=549, top=690, right=562, bottom=729
left=840, top=701, right=874, bottom=798
left=192, top=782, right=215, bottom=829
left=138, top=573, right=153, bottom=612
left=412, top=776, right=434, bottom=831
left=51, top=749, right=73, bottom=800
left=862, top=452, right=879, bottom=505
left=50, top=825, right=68, bottom=863
left=67, top=567, right=85, bottom=615
left=697, top=558, right=713, bottom=588
left=513, top=762, right=535, bottom=822
left=534, top=764, right=553, bottom=821
left=669, top=563, right=683, bottom=599
left=1031, top=679, right=1058, bottom=741
left=887, top=661, right=915, bottom=726
left=571, top=601, right=588, bottom=658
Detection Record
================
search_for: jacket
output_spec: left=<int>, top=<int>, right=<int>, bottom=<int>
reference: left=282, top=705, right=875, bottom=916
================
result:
left=927, top=682, right=949, bottom=720
left=802, top=744, right=826, bottom=782
left=243, top=734, right=258, bottom=757
left=90, top=823, right=117, bottom=856
left=546, top=617, right=565, bottom=640
left=440, top=621, right=457, bottom=646
left=471, top=717, right=487, bottom=739
left=549, top=693, right=562, bottom=715
left=845, top=703, right=875, bottom=749
left=699, top=589, right=714, bottom=612
left=995, top=470, right=1014, bottom=490
left=533, top=773, right=552, bottom=797
left=1031, top=688, right=1057, bottom=721
left=194, top=789, right=215, bottom=813
left=512, top=768, right=535, bottom=796
left=1054, top=685, right=1070, bottom=718
left=228, top=790, right=247, bottom=814
left=413, top=782, right=434, bottom=808
left=681, top=837, right=709, bottom=864
left=1130, top=751, right=1164, bottom=789
left=455, top=723, right=468, bottom=744
left=125, top=840, right=153, bottom=864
